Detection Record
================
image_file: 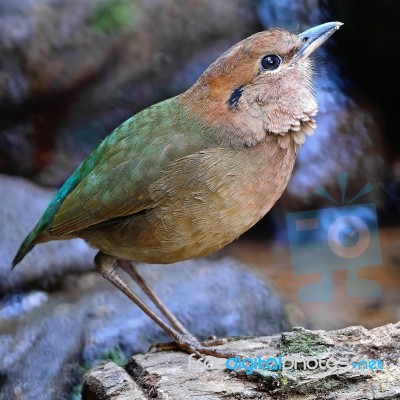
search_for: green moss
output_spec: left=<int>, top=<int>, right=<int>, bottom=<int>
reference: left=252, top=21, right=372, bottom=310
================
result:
left=71, top=383, right=83, bottom=400
left=279, top=328, right=329, bottom=356
left=255, top=370, right=297, bottom=392
left=90, top=0, right=135, bottom=34
left=99, top=346, right=128, bottom=367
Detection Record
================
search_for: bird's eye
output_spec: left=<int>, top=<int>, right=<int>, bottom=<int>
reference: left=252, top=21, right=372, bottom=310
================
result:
left=260, top=55, right=282, bottom=71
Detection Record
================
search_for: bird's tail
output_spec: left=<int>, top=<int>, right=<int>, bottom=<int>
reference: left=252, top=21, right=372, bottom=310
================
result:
left=11, top=236, right=34, bottom=269
left=11, top=220, right=47, bottom=269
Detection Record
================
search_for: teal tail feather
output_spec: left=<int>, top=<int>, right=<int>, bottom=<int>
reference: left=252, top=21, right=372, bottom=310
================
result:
left=11, top=196, right=69, bottom=269
left=11, top=150, right=98, bottom=270
left=11, top=234, right=36, bottom=269
left=11, top=218, right=49, bottom=269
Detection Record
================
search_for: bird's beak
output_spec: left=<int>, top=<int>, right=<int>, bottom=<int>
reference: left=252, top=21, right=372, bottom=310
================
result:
left=294, top=21, right=343, bottom=62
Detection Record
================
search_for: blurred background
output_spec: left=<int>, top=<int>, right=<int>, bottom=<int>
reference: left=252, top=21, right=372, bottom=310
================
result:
left=1, top=0, right=400, bottom=398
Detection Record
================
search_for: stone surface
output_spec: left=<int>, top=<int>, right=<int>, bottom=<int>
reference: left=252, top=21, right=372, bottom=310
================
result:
left=0, top=257, right=287, bottom=399
left=82, top=361, right=145, bottom=400
left=83, top=322, right=400, bottom=399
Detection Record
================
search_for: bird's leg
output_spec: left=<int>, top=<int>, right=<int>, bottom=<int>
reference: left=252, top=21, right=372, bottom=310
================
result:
left=118, top=260, right=228, bottom=350
left=117, top=259, right=196, bottom=340
left=95, top=252, right=237, bottom=359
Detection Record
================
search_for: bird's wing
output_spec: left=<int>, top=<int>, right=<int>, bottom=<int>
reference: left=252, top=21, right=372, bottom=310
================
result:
left=13, top=99, right=208, bottom=266
left=46, top=98, right=212, bottom=237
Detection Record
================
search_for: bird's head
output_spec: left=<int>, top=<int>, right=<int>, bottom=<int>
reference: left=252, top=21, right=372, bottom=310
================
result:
left=184, top=22, right=343, bottom=147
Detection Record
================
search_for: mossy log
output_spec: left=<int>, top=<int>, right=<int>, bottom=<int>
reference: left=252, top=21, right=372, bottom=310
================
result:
left=82, top=322, right=400, bottom=399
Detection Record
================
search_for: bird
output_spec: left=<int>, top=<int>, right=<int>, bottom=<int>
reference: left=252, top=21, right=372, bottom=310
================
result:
left=12, top=22, right=342, bottom=358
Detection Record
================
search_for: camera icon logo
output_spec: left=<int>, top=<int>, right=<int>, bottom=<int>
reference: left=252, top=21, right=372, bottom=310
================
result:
left=286, top=174, right=382, bottom=302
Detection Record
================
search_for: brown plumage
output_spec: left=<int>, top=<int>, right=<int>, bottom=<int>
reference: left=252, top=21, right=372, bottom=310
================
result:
left=13, top=22, right=343, bottom=358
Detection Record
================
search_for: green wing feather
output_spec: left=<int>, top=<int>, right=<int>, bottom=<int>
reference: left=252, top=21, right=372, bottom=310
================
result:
left=12, top=97, right=212, bottom=267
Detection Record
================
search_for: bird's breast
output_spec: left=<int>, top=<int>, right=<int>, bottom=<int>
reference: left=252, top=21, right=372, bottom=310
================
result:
left=85, top=135, right=298, bottom=263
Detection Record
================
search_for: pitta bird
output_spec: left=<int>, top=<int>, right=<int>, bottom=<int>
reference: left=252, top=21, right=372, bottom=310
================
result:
left=12, top=22, right=342, bottom=358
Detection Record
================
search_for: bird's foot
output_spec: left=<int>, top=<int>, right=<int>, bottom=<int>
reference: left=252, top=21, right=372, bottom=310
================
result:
left=149, top=335, right=238, bottom=359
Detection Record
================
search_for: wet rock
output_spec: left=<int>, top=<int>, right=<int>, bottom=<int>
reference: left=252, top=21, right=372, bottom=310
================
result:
left=0, top=174, right=96, bottom=294
left=0, top=304, right=86, bottom=400
left=0, top=258, right=287, bottom=399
